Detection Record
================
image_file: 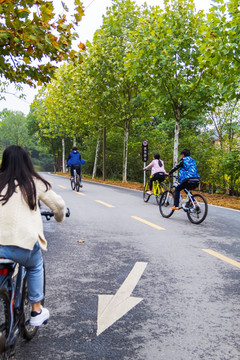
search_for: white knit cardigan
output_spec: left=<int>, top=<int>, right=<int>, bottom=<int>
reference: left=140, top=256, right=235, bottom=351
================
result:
left=0, top=178, right=66, bottom=251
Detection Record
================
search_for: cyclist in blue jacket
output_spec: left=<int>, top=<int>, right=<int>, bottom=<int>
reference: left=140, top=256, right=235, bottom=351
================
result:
left=67, top=147, right=83, bottom=185
left=168, top=149, right=200, bottom=210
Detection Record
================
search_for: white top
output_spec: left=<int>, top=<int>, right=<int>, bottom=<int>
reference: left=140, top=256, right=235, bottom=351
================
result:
left=143, top=159, right=166, bottom=176
left=0, top=178, right=65, bottom=251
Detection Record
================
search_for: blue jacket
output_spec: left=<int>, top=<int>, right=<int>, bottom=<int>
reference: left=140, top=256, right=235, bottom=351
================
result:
left=67, top=150, right=82, bottom=166
left=169, top=156, right=200, bottom=184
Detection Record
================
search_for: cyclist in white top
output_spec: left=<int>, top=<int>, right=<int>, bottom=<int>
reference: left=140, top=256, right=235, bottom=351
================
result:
left=0, top=145, right=66, bottom=327
left=143, top=153, right=167, bottom=195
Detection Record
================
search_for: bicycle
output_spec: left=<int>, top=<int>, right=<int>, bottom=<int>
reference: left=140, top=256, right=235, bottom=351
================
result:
left=143, top=174, right=167, bottom=204
left=0, top=208, right=70, bottom=359
left=159, top=176, right=208, bottom=224
left=70, top=168, right=82, bottom=192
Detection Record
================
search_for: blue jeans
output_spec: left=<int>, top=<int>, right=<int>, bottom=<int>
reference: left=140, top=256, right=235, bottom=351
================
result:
left=0, top=242, right=44, bottom=303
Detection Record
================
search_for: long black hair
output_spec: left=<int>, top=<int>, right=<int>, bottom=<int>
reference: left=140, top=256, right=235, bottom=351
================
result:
left=0, top=145, right=51, bottom=210
left=153, top=153, right=163, bottom=167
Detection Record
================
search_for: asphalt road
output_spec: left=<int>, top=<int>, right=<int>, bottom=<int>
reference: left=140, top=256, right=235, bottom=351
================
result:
left=15, top=174, right=240, bottom=360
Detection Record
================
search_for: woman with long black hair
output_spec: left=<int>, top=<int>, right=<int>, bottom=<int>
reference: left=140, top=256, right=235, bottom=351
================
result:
left=143, top=153, right=167, bottom=195
left=0, top=145, right=66, bottom=326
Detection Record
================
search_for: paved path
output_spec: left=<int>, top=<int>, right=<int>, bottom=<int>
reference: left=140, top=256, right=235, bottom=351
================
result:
left=15, top=174, right=240, bottom=360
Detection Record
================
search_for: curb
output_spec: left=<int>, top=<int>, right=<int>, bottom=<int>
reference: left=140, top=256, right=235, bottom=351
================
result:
left=48, top=173, right=240, bottom=212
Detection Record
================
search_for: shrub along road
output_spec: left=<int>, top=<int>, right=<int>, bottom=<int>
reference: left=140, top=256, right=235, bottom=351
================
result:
left=15, top=174, right=240, bottom=360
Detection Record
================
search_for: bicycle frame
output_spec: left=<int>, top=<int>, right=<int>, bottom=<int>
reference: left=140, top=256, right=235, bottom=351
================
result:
left=171, top=177, right=197, bottom=211
left=159, top=175, right=208, bottom=224
left=143, top=174, right=167, bottom=204
left=151, top=179, right=159, bottom=196
left=178, top=189, right=192, bottom=211
left=147, top=175, right=166, bottom=195
left=70, top=169, right=81, bottom=192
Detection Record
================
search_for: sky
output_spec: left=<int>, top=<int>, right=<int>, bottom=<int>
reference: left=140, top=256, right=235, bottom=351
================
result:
left=0, top=0, right=212, bottom=115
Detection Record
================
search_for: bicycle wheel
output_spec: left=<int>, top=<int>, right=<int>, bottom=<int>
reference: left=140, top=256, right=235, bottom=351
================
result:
left=187, top=194, right=208, bottom=224
left=159, top=190, right=175, bottom=218
left=75, top=175, right=80, bottom=192
left=143, top=182, right=150, bottom=203
left=0, top=288, right=10, bottom=357
left=156, top=182, right=167, bottom=205
left=71, top=178, right=75, bottom=191
left=22, top=277, right=38, bottom=340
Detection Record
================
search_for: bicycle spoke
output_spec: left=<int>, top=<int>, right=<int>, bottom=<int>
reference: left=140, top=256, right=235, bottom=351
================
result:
left=159, top=190, right=175, bottom=218
left=187, top=194, right=208, bottom=224
left=71, top=179, right=75, bottom=191
left=0, top=289, right=10, bottom=356
left=75, top=175, right=80, bottom=192
left=143, top=182, right=151, bottom=202
left=22, top=278, right=38, bottom=340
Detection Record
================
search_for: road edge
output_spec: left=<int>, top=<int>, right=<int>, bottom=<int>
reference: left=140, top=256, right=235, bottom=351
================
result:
left=47, top=173, right=240, bottom=213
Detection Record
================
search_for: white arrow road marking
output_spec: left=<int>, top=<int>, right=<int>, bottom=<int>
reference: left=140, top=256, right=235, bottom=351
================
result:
left=97, top=261, right=148, bottom=336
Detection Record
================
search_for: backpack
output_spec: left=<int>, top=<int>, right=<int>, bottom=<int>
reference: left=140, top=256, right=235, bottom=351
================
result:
left=179, top=156, right=200, bottom=183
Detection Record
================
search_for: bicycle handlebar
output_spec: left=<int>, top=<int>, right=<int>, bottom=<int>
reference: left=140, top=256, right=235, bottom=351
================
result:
left=167, top=174, right=178, bottom=178
left=41, top=208, right=70, bottom=221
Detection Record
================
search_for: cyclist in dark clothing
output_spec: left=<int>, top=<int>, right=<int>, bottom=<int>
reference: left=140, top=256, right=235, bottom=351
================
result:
left=168, top=149, right=200, bottom=210
left=67, top=147, right=82, bottom=184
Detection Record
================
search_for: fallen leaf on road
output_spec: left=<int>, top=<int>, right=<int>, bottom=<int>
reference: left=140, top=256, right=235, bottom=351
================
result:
left=78, top=238, right=85, bottom=243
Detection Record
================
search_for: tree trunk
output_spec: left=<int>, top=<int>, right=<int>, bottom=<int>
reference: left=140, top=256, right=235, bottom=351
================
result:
left=92, top=133, right=101, bottom=179
left=51, top=143, right=56, bottom=173
left=122, top=119, right=130, bottom=183
left=73, top=136, right=77, bottom=147
left=62, top=137, right=65, bottom=173
left=53, top=156, right=57, bottom=173
left=173, top=109, right=181, bottom=167
left=102, top=127, right=106, bottom=181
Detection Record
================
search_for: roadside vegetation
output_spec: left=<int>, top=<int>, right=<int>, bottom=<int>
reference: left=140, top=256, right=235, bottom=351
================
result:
left=0, top=0, right=239, bottom=198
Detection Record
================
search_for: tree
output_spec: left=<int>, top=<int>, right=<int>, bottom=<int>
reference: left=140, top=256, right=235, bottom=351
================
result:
left=27, top=103, right=68, bottom=172
left=0, top=0, right=84, bottom=86
left=206, top=101, right=240, bottom=194
left=127, top=0, right=227, bottom=167
left=0, top=109, right=32, bottom=149
left=30, top=62, right=88, bottom=171
left=203, top=0, right=240, bottom=98
left=207, top=101, right=239, bottom=149
left=85, top=0, right=149, bottom=182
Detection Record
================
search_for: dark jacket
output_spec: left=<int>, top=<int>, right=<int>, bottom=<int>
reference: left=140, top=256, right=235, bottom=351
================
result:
left=67, top=150, right=81, bottom=166
left=169, top=156, right=200, bottom=183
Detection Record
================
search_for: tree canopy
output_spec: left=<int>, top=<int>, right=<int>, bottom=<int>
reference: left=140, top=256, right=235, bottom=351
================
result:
left=0, top=0, right=84, bottom=85
left=17, top=0, right=240, bottom=195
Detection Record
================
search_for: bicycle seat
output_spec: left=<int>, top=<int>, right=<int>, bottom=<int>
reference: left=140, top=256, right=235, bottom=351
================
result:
left=0, top=259, right=15, bottom=264
left=0, top=259, right=16, bottom=277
